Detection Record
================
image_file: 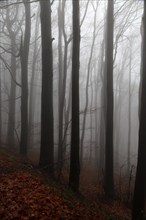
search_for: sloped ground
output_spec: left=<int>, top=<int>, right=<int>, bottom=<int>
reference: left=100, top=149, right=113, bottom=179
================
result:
left=0, top=148, right=131, bottom=220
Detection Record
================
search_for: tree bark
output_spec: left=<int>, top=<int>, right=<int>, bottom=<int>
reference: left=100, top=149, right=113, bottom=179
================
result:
left=28, top=8, right=40, bottom=149
left=132, top=2, right=146, bottom=219
left=69, top=0, right=80, bottom=192
left=39, top=0, right=54, bottom=176
left=20, top=0, right=31, bottom=156
left=80, top=2, right=98, bottom=167
left=104, top=0, right=115, bottom=198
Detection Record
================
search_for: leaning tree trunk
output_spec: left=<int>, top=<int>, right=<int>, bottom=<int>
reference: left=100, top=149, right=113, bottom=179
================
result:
left=69, top=0, right=80, bottom=192
left=39, top=0, right=54, bottom=176
left=20, top=0, right=31, bottom=156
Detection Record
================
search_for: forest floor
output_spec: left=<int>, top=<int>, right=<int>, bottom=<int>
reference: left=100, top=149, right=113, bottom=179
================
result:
left=0, top=147, right=131, bottom=220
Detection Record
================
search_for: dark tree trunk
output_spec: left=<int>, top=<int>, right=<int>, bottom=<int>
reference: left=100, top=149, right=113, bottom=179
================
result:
left=104, top=0, right=115, bottom=198
left=132, top=2, right=146, bottom=219
left=39, top=0, right=54, bottom=176
left=69, top=0, right=80, bottom=192
left=20, top=0, right=31, bottom=156
left=98, top=40, right=106, bottom=173
left=0, top=69, right=1, bottom=145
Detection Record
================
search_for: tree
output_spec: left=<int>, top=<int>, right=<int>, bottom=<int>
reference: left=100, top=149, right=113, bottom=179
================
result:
left=5, top=4, right=21, bottom=148
left=69, top=0, right=80, bottom=192
left=28, top=8, right=40, bottom=149
left=132, top=2, right=146, bottom=219
left=20, top=0, right=31, bottom=156
left=57, top=0, right=72, bottom=177
left=39, top=0, right=54, bottom=176
left=80, top=1, right=98, bottom=168
left=57, top=0, right=63, bottom=175
left=104, top=0, right=115, bottom=198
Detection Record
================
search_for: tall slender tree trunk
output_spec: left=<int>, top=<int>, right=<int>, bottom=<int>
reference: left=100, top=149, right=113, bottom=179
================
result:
left=80, top=3, right=98, bottom=167
left=57, top=0, right=63, bottom=174
left=0, top=68, right=1, bottom=145
left=127, top=42, right=132, bottom=174
left=69, top=0, right=80, bottom=192
left=98, top=40, right=106, bottom=173
left=39, top=0, right=54, bottom=176
left=104, top=0, right=115, bottom=198
left=114, top=53, right=126, bottom=168
left=57, top=0, right=72, bottom=176
left=89, top=68, right=93, bottom=164
left=20, top=0, right=31, bottom=156
left=28, top=9, right=40, bottom=149
left=94, top=64, right=98, bottom=166
left=132, top=2, right=146, bottom=219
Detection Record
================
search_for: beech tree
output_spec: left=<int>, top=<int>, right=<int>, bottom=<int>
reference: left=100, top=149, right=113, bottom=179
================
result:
left=28, top=8, right=40, bottom=149
left=69, top=0, right=80, bottom=192
left=132, top=2, right=146, bottom=219
left=80, top=1, right=98, bottom=167
left=39, top=0, right=54, bottom=176
left=104, top=0, right=115, bottom=198
left=0, top=6, right=18, bottom=147
left=20, top=0, right=31, bottom=156
left=57, top=0, right=72, bottom=176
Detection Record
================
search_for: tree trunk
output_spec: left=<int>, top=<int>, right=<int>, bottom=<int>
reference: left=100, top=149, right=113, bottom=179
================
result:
left=104, top=0, right=115, bottom=198
left=20, top=0, right=31, bottom=156
left=80, top=3, right=98, bottom=167
left=69, top=0, right=80, bottom=192
left=98, top=40, right=106, bottom=173
left=57, top=0, right=63, bottom=174
left=39, top=0, right=54, bottom=176
left=127, top=42, right=132, bottom=174
left=132, top=2, right=146, bottom=219
left=28, top=9, right=40, bottom=149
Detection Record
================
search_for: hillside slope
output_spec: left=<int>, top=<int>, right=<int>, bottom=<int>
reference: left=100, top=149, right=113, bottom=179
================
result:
left=0, top=148, right=130, bottom=220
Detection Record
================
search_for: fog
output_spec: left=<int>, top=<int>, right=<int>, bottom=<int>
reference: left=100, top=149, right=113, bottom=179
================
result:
left=0, top=0, right=144, bottom=197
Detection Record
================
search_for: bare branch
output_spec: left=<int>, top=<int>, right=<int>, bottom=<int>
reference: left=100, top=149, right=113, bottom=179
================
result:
left=0, top=55, right=21, bottom=87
